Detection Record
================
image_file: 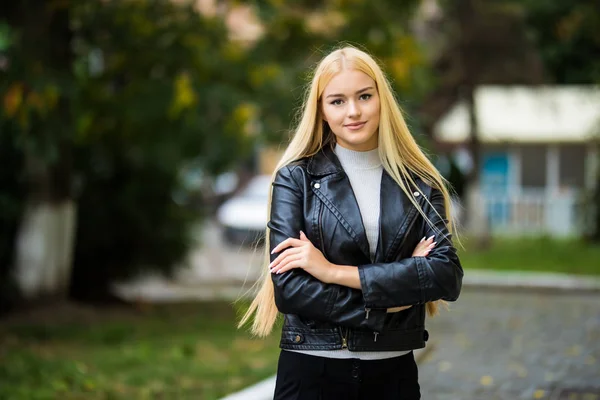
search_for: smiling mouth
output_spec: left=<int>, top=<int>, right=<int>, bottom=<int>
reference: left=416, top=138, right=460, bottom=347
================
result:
left=345, top=121, right=366, bottom=129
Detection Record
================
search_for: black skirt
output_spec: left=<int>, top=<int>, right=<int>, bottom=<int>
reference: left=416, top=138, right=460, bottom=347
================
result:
left=273, top=350, right=421, bottom=400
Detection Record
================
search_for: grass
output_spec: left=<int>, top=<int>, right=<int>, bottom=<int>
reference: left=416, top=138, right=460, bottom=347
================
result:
left=0, top=301, right=281, bottom=400
left=458, top=236, right=600, bottom=276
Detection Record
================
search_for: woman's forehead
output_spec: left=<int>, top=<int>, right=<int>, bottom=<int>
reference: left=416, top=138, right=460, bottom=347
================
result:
left=322, top=69, right=376, bottom=96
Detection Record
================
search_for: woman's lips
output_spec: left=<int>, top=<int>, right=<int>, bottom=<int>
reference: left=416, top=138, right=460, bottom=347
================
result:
left=345, top=122, right=366, bottom=130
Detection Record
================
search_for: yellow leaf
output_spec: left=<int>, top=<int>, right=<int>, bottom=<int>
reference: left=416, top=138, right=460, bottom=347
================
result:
left=438, top=360, right=452, bottom=372
left=565, top=345, right=582, bottom=357
left=480, top=375, right=493, bottom=386
left=533, top=389, right=546, bottom=399
left=3, top=82, right=23, bottom=117
left=168, top=72, right=197, bottom=118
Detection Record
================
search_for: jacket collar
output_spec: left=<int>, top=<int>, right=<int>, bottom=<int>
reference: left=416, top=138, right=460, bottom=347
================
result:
left=306, top=144, right=424, bottom=263
left=306, top=143, right=343, bottom=177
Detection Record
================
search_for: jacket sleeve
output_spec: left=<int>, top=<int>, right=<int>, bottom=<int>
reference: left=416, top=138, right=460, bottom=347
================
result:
left=269, top=166, right=387, bottom=331
left=357, top=187, right=463, bottom=309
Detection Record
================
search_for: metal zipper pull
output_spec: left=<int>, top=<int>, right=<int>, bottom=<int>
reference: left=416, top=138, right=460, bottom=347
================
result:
left=373, top=332, right=379, bottom=342
left=365, top=308, right=371, bottom=319
left=340, top=327, right=349, bottom=349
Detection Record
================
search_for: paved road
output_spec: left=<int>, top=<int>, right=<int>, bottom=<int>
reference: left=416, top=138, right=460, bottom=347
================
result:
left=419, top=289, right=600, bottom=400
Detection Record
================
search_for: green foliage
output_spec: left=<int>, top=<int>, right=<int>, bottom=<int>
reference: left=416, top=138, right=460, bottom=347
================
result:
left=0, top=119, right=25, bottom=312
left=519, top=0, right=600, bottom=84
left=1, top=1, right=256, bottom=301
left=0, top=302, right=281, bottom=399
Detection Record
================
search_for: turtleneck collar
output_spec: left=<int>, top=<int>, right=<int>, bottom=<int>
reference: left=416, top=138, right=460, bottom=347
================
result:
left=334, top=143, right=382, bottom=170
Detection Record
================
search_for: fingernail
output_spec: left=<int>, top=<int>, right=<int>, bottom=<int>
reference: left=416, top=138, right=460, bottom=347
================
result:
left=433, top=242, right=437, bottom=246
left=420, top=236, right=425, bottom=242
left=428, top=235, right=434, bottom=240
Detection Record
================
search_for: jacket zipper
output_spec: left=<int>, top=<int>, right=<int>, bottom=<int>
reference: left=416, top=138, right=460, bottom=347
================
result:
left=339, top=327, right=348, bottom=349
left=318, top=203, right=327, bottom=259
left=321, top=201, right=350, bottom=348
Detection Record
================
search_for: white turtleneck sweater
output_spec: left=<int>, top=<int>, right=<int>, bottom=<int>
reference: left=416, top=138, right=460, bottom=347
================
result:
left=288, top=144, right=410, bottom=360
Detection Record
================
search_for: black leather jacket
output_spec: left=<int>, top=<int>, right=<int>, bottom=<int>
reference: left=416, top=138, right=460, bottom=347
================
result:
left=269, top=145, right=463, bottom=352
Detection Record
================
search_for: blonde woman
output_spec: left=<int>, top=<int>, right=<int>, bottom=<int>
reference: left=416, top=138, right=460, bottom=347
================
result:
left=240, top=45, right=463, bottom=399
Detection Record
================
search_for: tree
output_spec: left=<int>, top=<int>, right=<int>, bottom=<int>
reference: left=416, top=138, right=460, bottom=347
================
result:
left=69, top=0, right=255, bottom=302
left=1, top=0, right=255, bottom=305
left=1, top=1, right=77, bottom=303
left=519, top=0, right=600, bottom=84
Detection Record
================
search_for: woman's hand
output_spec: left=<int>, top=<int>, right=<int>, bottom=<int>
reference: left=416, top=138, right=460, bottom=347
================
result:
left=269, top=231, right=334, bottom=283
left=388, top=236, right=437, bottom=313
left=412, top=235, right=436, bottom=257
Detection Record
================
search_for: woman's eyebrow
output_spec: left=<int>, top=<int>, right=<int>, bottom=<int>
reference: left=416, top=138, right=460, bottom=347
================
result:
left=325, top=86, right=374, bottom=98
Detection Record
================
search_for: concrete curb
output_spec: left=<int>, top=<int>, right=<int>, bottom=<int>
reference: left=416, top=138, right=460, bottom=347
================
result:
left=462, top=269, right=600, bottom=292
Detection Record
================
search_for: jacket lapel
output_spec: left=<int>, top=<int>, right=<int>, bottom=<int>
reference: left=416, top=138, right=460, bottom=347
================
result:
left=375, top=170, right=421, bottom=263
left=308, top=145, right=371, bottom=261
left=308, top=145, right=422, bottom=263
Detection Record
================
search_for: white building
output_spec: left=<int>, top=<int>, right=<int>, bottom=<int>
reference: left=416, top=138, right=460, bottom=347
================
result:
left=433, top=85, right=600, bottom=236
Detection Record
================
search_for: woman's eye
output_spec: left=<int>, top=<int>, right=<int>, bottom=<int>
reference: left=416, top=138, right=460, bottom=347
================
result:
left=330, top=99, right=344, bottom=106
left=359, top=93, right=372, bottom=101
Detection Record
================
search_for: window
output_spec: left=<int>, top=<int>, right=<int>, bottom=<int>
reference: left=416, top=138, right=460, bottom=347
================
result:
left=520, top=145, right=547, bottom=189
left=558, top=145, right=586, bottom=189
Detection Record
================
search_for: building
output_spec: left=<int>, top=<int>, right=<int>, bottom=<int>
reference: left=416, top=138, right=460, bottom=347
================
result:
left=433, top=85, right=600, bottom=236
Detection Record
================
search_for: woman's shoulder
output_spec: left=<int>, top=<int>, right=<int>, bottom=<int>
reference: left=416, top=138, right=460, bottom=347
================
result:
left=403, top=170, right=439, bottom=197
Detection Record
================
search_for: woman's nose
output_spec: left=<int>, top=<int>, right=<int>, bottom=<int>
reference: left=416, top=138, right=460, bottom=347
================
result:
left=347, top=101, right=361, bottom=117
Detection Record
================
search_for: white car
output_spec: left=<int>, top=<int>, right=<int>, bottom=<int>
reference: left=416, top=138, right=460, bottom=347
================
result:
left=216, top=174, right=271, bottom=245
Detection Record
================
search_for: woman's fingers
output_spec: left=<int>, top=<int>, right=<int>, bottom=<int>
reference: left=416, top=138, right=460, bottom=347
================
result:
left=269, top=247, right=301, bottom=269
left=271, top=254, right=303, bottom=274
left=412, top=235, right=435, bottom=256
left=271, top=237, right=305, bottom=254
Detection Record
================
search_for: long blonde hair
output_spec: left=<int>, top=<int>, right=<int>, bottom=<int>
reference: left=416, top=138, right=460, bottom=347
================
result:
left=239, top=45, right=455, bottom=337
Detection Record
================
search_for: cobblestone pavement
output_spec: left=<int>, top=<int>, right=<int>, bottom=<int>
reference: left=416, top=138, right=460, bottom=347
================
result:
left=418, top=289, right=600, bottom=400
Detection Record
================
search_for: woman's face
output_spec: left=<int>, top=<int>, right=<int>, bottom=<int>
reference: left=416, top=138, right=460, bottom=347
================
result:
left=321, top=69, right=381, bottom=152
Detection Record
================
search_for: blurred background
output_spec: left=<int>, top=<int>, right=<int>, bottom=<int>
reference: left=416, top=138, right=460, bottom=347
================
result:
left=1, top=0, right=599, bottom=399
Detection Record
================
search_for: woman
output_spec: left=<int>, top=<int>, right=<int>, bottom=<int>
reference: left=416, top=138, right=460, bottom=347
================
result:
left=239, top=45, right=463, bottom=399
